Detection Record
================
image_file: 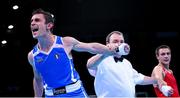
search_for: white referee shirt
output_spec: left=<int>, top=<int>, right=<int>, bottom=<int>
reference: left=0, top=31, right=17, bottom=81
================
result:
left=88, top=56, right=145, bottom=97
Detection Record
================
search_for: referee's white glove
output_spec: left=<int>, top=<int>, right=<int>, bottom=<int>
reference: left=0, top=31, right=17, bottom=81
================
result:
left=160, top=85, right=173, bottom=96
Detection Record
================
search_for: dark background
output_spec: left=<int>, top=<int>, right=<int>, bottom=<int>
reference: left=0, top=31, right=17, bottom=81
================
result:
left=0, top=0, right=179, bottom=97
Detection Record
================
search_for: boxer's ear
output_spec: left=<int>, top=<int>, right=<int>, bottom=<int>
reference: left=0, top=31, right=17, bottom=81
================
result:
left=47, top=23, right=54, bottom=30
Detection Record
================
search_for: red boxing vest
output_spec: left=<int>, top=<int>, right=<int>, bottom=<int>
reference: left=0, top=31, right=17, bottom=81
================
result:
left=154, top=67, right=179, bottom=97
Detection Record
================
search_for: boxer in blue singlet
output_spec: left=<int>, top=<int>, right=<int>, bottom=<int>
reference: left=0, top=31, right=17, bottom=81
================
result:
left=27, top=9, right=118, bottom=97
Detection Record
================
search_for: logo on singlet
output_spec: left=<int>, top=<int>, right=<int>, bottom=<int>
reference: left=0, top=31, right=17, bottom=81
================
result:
left=36, top=56, right=43, bottom=63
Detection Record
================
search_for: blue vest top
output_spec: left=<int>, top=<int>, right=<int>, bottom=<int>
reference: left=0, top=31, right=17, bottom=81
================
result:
left=32, top=36, right=80, bottom=89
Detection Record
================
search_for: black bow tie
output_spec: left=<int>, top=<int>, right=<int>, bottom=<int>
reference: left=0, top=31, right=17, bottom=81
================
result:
left=114, top=57, right=124, bottom=62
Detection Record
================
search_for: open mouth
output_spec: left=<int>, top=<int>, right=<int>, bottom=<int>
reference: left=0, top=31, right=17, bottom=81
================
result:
left=32, top=28, right=39, bottom=32
left=31, top=25, right=39, bottom=32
